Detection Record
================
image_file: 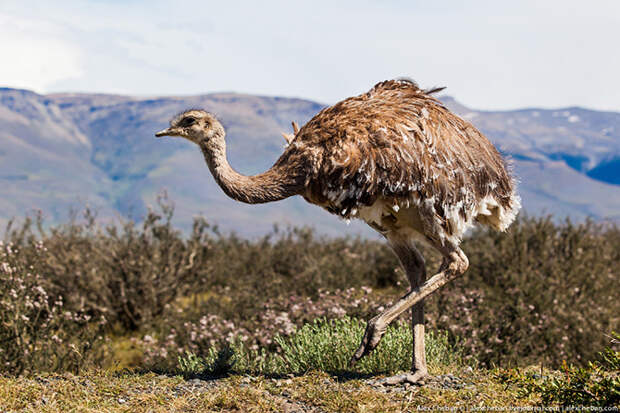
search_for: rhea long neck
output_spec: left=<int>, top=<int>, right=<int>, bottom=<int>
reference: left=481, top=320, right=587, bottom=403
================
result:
left=198, top=133, right=304, bottom=204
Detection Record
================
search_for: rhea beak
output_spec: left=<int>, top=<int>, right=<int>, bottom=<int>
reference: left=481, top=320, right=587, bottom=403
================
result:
left=155, top=127, right=176, bottom=137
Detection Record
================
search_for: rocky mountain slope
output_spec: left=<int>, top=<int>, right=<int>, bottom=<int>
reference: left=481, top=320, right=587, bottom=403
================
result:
left=1, top=87, right=619, bottom=235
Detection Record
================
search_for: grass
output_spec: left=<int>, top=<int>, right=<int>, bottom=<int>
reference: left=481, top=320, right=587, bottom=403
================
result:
left=0, top=369, right=540, bottom=412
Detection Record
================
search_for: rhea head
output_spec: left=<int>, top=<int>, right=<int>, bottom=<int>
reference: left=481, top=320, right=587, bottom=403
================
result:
left=155, top=109, right=224, bottom=144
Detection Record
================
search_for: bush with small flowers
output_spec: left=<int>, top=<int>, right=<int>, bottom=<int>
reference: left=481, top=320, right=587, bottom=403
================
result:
left=0, top=240, right=106, bottom=375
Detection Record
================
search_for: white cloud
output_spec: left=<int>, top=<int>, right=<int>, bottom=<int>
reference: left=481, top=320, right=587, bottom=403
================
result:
left=0, top=12, right=83, bottom=92
left=0, top=0, right=619, bottom=112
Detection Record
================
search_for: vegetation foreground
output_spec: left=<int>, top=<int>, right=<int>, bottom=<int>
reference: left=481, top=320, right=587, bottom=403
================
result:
left=0, top=369, right=555, bottom=412
left=1, top=203, right=618, bottom=410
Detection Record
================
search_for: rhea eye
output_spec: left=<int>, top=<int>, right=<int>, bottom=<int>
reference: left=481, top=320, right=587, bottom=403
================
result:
left=181, top=117, right=196, bottom=127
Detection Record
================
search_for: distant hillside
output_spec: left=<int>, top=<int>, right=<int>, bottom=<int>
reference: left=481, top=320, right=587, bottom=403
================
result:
left=1, top=87, right=619, bottom=236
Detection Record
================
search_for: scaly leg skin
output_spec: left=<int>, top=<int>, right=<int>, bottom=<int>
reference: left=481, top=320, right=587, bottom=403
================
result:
left=374, top=303, right=430, bottom=385
left=350, top=240, right=468, bottom=384
left=376, top=235, right=429, bottom=385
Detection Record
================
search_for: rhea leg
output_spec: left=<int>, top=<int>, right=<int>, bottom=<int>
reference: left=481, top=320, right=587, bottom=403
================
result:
left=350, top=239, right=469, bottom=375
left=388, top=235, right=428, bottom=380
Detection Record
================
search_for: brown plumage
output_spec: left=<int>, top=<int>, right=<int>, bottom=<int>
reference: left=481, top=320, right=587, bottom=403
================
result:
left=155, top=79, right=520, bottom=384
left=290, top=79, right=520, bottom=244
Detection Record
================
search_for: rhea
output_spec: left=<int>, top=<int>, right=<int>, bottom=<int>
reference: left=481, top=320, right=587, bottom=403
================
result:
left=155, top=79, right=521, bottom=384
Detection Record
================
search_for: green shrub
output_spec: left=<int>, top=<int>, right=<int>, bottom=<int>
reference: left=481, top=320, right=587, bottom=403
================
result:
left=176, top=317, right=468, bottom=377
left=275, top=317, right=468, bottom=375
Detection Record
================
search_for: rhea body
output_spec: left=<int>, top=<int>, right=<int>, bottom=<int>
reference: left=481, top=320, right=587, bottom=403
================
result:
left=155, top=79, right=521, bottom=384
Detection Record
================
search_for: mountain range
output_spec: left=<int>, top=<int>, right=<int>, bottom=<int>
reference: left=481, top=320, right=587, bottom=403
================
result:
left=1, top=86, right=619, bottom=236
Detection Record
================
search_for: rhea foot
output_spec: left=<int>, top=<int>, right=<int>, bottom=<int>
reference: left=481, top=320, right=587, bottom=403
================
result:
left=376, top=369, right=430, bottom=386
left=349, top=316, right=387, bottom=367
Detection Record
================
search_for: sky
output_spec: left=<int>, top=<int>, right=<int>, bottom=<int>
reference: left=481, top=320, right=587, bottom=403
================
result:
left=1, top=0, right=619, bottom=112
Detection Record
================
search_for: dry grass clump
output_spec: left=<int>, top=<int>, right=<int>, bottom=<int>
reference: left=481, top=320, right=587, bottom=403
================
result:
left=0, top=369, right=541, bottom=412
